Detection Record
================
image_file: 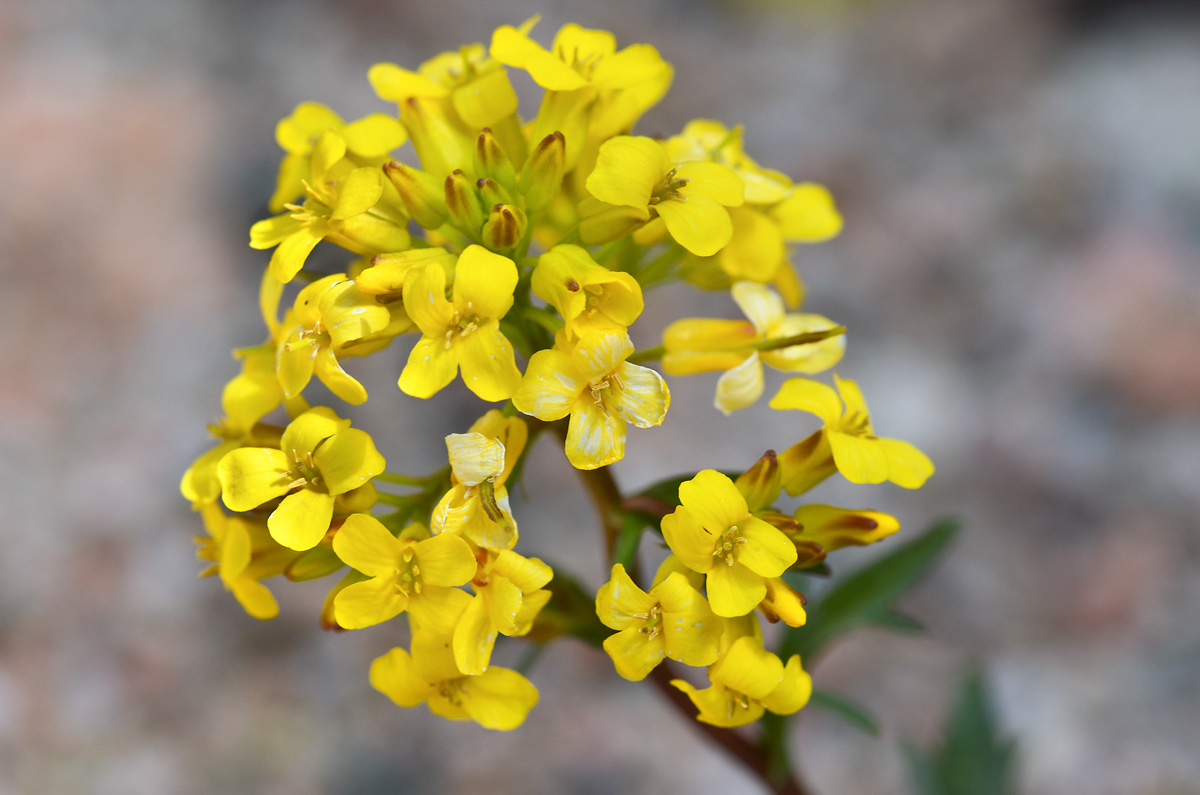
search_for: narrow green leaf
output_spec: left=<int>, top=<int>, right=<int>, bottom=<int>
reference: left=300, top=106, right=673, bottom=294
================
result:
left=782, top=518, right=959, bottom=660
left=613, top=512, right=653, bottom=570
left=810, top=688, right=880, bottom=736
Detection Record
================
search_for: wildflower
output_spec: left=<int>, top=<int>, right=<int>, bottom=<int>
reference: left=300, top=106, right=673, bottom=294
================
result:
left=595, top=564, right=722, bottom=681
left=371, top=589, right=539, bottom=730
left=671, top=636, right=811, bottom=728
left=660, top=470, right=797, bottom=617
left=218, top=407, right=385, bottom=551
left=452, top=549, right=553, bottom=675
left=194, top=504, right=297, bottom=619
left=331, top=516, right=476, bottom=629
left=398, top=245, right=522, bottom=402
left=582, top=135, right=744, bottom=257
left=250, top=131, right=410, bottom=284
left=663, top=281, right=844, bottom=414
left=270, top=102, right=408, bottom=212
left=532, top=244, right=643, bottom=338
left=769, top=375, right=934, bottom=494
left=276, top=274, right=400, bottom=405
left=513, top=329, right=668, bottom=469
left=431, top=413, right=527, bottom=549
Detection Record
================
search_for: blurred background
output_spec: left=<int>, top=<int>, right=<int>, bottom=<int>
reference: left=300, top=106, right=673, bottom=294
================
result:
left=3, top=0, right=1200, bottom=792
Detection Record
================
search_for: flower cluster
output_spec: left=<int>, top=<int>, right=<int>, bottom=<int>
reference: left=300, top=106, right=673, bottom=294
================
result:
left=184, top=17, right=932, bottom=734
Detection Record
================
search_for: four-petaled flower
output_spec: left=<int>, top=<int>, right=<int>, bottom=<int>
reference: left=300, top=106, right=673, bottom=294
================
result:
left=513, top=329, right=669, bottom=470
left=671, top=636, right=811, bottom=728
left=660, top=470, right=798, bottom=617
left=218, top=407, right=385, bottom=551
left=399, top=245, right=522, bottom=402
left=432, top=415, right=526, bottom=550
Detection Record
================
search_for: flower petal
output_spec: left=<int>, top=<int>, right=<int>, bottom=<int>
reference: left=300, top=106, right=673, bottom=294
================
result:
left=710, top=636, right=783, bottom=699
left=706, top=561, right=767, bottom=618
left=565, top=400, right=625, bottom=469
left=268, top=489, right=335, bottom=551
left=660, top=508, right=716, bottom=573
left=370, top=648, right=433, bottom=708
left=595, top=564, right=656, bottom=630
left=460, top=667, right=539, bottom=730
left=612, top=362, right=669, bottom=428
left=399, top=336, right=459, bottom=399
left=512, top=348, right=582, bottom=421
left=603, top=628, right=665, bottom=681
left=734, top=516, right=797, bottom=578
left=312, top=427, right=385, bottom=495
left=586, top=136, right=668, bottom=209
left=457, top=322, right=522, bottom=402
left=656, top=195, right=733, bottom=257
left=879, top=437, right=934, bottom=489
left=402, top=262, right=455, bottom=338
left=678, top=469, right=748, bottom=535
left=828, top=432, right=888, bottom=484
left=334, top=576, right=409, bottom=629
left=761, top=655, right=813, bottom=716
left=714, top=352, right=763, bottom=416
left=452, top=594, right=499, bottom=675
left=415, top=533, right=477, bottom=587
left=453, top=246, right=518, bottom=321
left=772, top=182, right=842, bottom=242
left=268, top=225, right=326, bottom=283
left=280, top=407, right=348, bottom=458
left=331, top=513, right=400, bottom=577
left=445, top=432, right=505, bottom=486
left=769, top=377, right=843, bottom=426
left=217, top=448, right=292, bottom=512
left=731, top=281, right=784, bottom=336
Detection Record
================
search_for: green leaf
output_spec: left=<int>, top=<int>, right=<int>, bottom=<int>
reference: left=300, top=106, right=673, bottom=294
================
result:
left=613, top=512, right=654, bottom=570
left=905, top=668, right=1017, bottom=795
left=782, top=518, right=959, bottom=660
left=809, top=688, right=880, bottom=736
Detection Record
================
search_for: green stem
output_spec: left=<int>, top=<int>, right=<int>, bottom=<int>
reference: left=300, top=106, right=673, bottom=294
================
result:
left=754, top=326, right=846, bottom=353
left=374, top=472, right=433, bottom=487
left=627, top=344, right=665, bottom=365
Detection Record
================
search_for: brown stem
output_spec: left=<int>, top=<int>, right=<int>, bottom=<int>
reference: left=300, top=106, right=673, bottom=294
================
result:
left=647, top=663, right=811, bottom=795
left=553, top=421, right=623, bottom=562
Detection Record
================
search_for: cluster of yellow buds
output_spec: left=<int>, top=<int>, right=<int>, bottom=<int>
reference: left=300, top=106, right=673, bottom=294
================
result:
left=183, top=17, right=933, bottom=736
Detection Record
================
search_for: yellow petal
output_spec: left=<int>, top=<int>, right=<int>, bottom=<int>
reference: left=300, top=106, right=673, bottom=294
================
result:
left=334, top=576, right=409, bottom=629
left=760, top=314, right=846, bottom=374
left=492, top=550, right=553, bottom=592
left=565, top=400, right=625, bottom=469
left=330, top=167, right=384, bottom=220
left=793, top=504, right=900, bottom=550
left=761, top=655, right=812, bottom=715
left=879, top=437, right=934, bottom=489
left=706, top=562, right=767, bottom=618
left=268, top=225, right=326, bottom=283
left=674, top=161, right=744, bottom=206
left=452, top=69, right=519, bottom=128
left=457, top=323, right=521, bottom=402
left=659, top=509, right=716, bottom=574
left=313, top=346, right=369, bottom=405
left=370, top=647, right=434, bottom=708
left=275, top=102, right=342, bottom=153
left=734, top=517, right=797, bottom=578
left=828, top=432, right=889, bottom=484
left=402, top=262, right=455, bottom=338
left=512, top=348, right=581, bottom=421
left=229, top=577, right=279, bottom=620
left=399, top=337, right=459, bottom=399
left=445, top=432, right=505, bottom=486
left=731, top=281, right=785, bottom=335
left=714, top=352, right=763, bottom=416
left=331, top=513, right=400, bottom=577
left=656, top=196, right=733, bottom=257
left=340, top=113, right=407, bottom=158
left=453, top=246, right=518, bottom=321
left=679, top=469, right=747, bottom=534
left=415, top=533, right=477, bottom=587
left=654, top=573, right=722, bottom=667
left=452, top=594, right=498, bottom=675
left=268, top=489, right=335, bottom=550
left=595, top=564, right=656, bottom=631
left=710, top=636, right=783, bottom=700
left=772, top=182, right=843, bottom=242
left=603, top=628, right=664, bottom=681
left=586, top=136, right=667, bottom=208
left=612, top=362, right=669, bottom=428
left=280, top=407, right=347, bottom=457
left=217, top=448, right=292, bottom=512
left=312, top=427, right=385, bottom=495
left=368, top=63, right=447, bottom=102
left=769, top=377, right=843, bottom=426
left=460, top=667, right=539, bottom=730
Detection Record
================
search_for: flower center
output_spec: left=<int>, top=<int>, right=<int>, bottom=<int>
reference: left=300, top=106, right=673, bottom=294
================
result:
left=444, top=302, right=484, bottom=349
left=285, top=449, right=323, bottom=491
left=394, top=547, right=423, bottom=596
left=635, top=604, right=663, bottom=639
left=649, top=167, right=690, bottom=204
left=712, top=525, right=748, bottom=567
left=588, top=368, right=624, bottom=411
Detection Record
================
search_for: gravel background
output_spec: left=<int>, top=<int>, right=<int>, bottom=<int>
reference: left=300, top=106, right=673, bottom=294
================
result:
left=3, top=0, right=1200, bottom=793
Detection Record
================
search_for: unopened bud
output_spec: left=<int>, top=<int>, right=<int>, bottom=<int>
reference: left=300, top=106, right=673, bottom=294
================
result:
left=518, top=131, right=566, bottom=211
left=477, top=177, right=514, bottom=207
left=444, top=169, right=486, bottom=234
left=383, top=161, right=446, bottom=229
left=792, top=504, right=900, bottom=552
left=475, top=128, right=517, bottom=193
left=758, top=577, right=807, bottom=627
left=481, top=204, right=527, bottom=251
left=735, top=449, right=782, bottom=512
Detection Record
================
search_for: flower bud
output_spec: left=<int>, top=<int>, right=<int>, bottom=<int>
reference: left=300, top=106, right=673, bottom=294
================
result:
left=518, top=131, right=565, bottom=211
left=791, top=504, right=900, bottom=552
left=481, top=204, right=527, bottom=251
left=477, top=177, right=514, bottom=207
left=778, top=430, right=836, bottom=496
left=383, top=161, right=446, bottom=229
left=444, top=169, right=486, bottom=234
left=474, top=128, right=517, bottom=193
left=735, top=449, right=782, bottom=513
left=757, top=578, right=807, bottom=627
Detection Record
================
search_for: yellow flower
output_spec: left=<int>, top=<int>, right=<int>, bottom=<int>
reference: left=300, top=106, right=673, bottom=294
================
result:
left=660, top=470, right=797, bottom=617
left=513, top=329, right=669, bottom=470
left=452, top=549, right=553, bottom=675
left=671, top=636, right=811, bottom=728
left=582, top=136, right=744, bottom=257
left=490, top=19, right=672, bottom=170
left=276, top=274, right=403, bottom=405
left=249, top=131, right=410, bottom=284
left=790, top=504, right=900, bottom=553
left=595, top=564, right=722, bottom=681
left=531, top=244, right=643, bottom=338
left=371, top=605, right=540, bottom=731
left=331, top=516, right=476, bottom=629
left=217, top=407, right=385, bottom=551
left=194, top=504, right=298, bottom=620
left=270, top=102, right=407, bottom=212
left=398, top=245, right=522, bottom=402
left=663, top=281, right=845, bottom=414
left=431, top=413, right=527, bottom=550
left=370, top=41, right=522, bottom=178
left=769, top=375, right=934, bottom=494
